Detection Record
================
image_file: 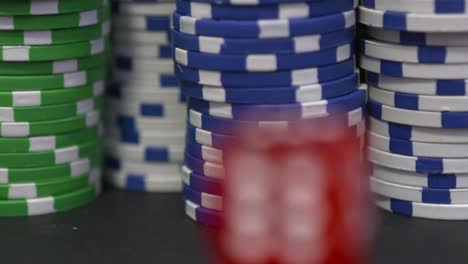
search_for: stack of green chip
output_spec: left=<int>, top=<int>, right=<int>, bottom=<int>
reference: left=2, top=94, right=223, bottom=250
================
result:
left=0, top=0, right=110, bottom=217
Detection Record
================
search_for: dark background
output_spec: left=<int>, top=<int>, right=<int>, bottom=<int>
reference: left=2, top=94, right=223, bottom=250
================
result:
left=1, top=189, right=467, bottom=264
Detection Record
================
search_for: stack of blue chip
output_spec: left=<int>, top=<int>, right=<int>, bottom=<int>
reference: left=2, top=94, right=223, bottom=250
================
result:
left=105, top=0, right=187, bottom=192
left=360, top=0, right=468, bottom=220
left=172, top=0, right=364, bottom=226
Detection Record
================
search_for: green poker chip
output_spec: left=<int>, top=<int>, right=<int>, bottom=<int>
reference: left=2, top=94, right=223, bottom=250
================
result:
left=0, top=66, right=107, bottom=91
left=0, top=125, right=102, bottom=153
left=0, top=81, right=104, bottom=106
left=0, top=0, right=104, bottom=16
left=0, top=4, right=110, bottom=30
left=0, top=168, right=99, bottom=199
left=0, top=139, right=99, bottom=168
left=0, top=20, right=110, bottom=45
left=0, top=110, right=102, bottom=137
left=3, top=153, right=102, bottom=184
left=0, top=36, right=110, bottom=62
left=0, top=52, right=109, bottom=75
left=0, top=178, right=100, bottom=216
left=0, top=96, right=103, bottom=122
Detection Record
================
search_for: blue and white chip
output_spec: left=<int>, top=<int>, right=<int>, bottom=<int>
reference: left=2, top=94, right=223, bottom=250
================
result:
left=174, top=43, right=353, bottom=71
left=172, top=27, right=355, bottom=54
left=180, top=72, right=359, bottom=104
left=175, top=58, right=355, bottom=87
left=173, top=10, right=356, bottom=38
left=187, top=85, right=366, bottom=120
left=176, top=0, right=357, bottom=20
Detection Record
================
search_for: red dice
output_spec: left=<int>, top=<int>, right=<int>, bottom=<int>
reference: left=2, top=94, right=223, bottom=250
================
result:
left=214, top=123, right=372, bottom=264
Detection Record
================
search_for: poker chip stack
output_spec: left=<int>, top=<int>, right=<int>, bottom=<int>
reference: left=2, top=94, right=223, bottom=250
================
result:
left=0, top=0, right=109, bottom=216
left=360, top=0, right=468, bottom=220
left=106, top=1, right=186, bottom=192
left=173, top=0, right=366, bottom=225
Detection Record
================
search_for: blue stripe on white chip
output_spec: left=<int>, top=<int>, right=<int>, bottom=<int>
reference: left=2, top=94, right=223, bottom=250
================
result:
left=360, top=38, right=468, bottom=64
left=361, top=55, right=468, bottom=79
left=369, top=147, right=468, bottom=174
left=369, top=131, right=468, bottom=158
left=365, top=72, right=468, bottom=96
left=362, top=0, right=468, bottom=14
left=369, top=100, right=468, bottom=128
left=371, top=177, right=468, bottom=204
left=369, top=85, right=468, bottom=112
left=360, top=6, right=468, bottom=32
left=367, top=27, right=468, bottom=47
left=369, top=117, right=468, bottom=144
left=371, top=163, right=468, bottom=189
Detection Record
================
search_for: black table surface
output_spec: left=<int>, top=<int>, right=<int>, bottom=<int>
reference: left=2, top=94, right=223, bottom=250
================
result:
left=1, top=189, right=468, bottom=264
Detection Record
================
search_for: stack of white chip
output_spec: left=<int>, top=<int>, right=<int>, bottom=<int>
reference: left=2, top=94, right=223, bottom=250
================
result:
left=360, top=0, right=468, bottom=220
left=105, top=0, right=186, bottom=192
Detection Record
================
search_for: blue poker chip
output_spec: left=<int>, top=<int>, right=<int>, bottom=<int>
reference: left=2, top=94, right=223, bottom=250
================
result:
left=173, top=10, right=356, bottom=38
left=174, top=43, right=353, bottom=72
left=180, top=72, right=359, bottom=104
left=371, top=163, right=468, bottom=190
left=187, top=85, right=366, bottom=121
left=181, top=165, right=223, bottom=195
left=183, top=184, right=223, bottom=211
left=367, top=27, right=468, bottom=47
left=365, top=72, right=468, bottom=96
left=187, top=118, right=365, bottom=149
left=188, top=105, right=366, bottom=135
left=184, top=151, right=225, bottom=179
left=360, top=6, right=468, bottom=32
left=361, top=55, right=468, bottom=79
left=176, top=0, right=357, bottom=20
left=360, top=38, right=468, bottom=64
left=186, top=122, right=235, bottom=149
left=184, top=199, right=222, bottom=226
left=362, top=0, right=468, bottom=14
left=177, top=0, right=326, bottom=6
left=371, top=177, right=468, bottom=205
left=174, top=58, right=355, bottom=87
left=185, top=138, right=224, bottom=164
left=172, top=27, right=356, bottom=55
left=369, top=100, right=468, bottom=129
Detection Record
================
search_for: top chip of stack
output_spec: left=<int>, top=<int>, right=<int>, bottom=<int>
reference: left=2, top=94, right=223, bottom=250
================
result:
left=105, top=0, right=186, bottom=192
left=0, top=0, right=109, bottom=217
left=173, top=0, right=363, bottom=226
left=359, top=0, right=468, bottom=220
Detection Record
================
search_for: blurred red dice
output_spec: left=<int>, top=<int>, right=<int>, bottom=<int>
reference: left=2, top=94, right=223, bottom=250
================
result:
left=215, top=123, right=372, bottom=264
